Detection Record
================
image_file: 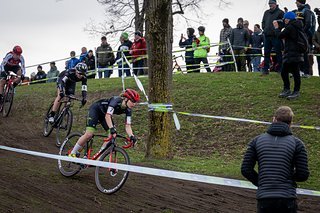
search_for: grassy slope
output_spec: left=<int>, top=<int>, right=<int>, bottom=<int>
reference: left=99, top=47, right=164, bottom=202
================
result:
left=15, top=72, right=320, bottom=190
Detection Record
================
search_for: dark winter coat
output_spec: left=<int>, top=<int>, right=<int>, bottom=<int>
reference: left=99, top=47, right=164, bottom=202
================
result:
left=241, top=122, right=309, bottom=199
left=293, top=4, right=316, bottom=38
left=96, top=44, right=115, bottom=67
left=230, top=25, right=250, bottom=50
left=116, top=40, right=133, bottom=60
left=179, top=35, right=196, bottom=63
left=275, top=20, right=304, bottom=64
left=84, top=55, right=96, bottom=71
left=251, top=30, right=264, bottom=54
left=262, top=6, right=284, bottom=37
left=312, top=27, right=320, bottom=54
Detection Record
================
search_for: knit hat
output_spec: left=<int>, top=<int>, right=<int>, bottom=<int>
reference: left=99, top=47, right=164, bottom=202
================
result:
left=296, top=0, right=306, bottom=4
left=222, top=18, right=229, bottom=24
left=187, top=28, right=195, bottom=35
left=134, top=31, right=142, bottom=37
left=284, top=11, right=296, bottom=20
left=268, top=0, right=277, bottom=4
left=121, top=32, right=129, bottom=40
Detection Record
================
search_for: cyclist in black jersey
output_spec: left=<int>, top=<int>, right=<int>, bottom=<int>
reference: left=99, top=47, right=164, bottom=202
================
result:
left=48, top=62, right=88, bottom=123
left=69, top=89, right=140, bottom=157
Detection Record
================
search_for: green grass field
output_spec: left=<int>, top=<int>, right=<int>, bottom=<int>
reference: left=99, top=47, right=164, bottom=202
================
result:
left=15, top=72, right=320, bottom=190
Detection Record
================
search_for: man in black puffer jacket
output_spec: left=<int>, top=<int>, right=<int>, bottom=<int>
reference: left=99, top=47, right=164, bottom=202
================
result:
left=274, top=12, right=305, bottom=100
left=241, top=106, right=309, bottom=213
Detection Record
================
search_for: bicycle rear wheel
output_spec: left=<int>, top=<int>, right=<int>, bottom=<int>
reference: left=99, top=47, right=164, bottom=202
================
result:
left=58, top=132, right=84, bottom=177
left=56, top=109, right=73, bottom=147
left=2, top=85, right=14, bottom=117
left=43, top=102, right=54, bottom=137
left=95, top=147, right=130, bottom=194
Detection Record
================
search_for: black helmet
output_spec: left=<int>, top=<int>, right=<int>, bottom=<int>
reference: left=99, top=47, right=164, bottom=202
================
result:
left=75, top=62, right=88, bottom=75
left=198, top=26, right=205, bottom=32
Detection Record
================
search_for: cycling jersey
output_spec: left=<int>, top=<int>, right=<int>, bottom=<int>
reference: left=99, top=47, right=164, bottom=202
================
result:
left=86, top=96, right=132, bottom=132
left=0, top=52, right=26, bottom=75
left=57, top=68, right=87, bottom=98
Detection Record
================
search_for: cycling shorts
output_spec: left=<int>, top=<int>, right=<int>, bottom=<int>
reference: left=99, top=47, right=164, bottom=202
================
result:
left=86, top=103, right=113, bottom=133
left=0, top=65, right=21, bottom=79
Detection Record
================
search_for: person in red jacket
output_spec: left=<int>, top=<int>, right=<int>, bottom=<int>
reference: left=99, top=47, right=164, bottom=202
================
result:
left=130, top=31, right=147, bottom=75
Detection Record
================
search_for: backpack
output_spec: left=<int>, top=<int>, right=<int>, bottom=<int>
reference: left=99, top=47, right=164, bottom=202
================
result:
left=296, top=29, right=309, bottom=53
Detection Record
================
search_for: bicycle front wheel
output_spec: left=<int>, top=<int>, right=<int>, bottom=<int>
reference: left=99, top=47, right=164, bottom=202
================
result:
left=56, top=109, right=73, bottom=147
left=95, top=147, right=130, bottom=194
left=43, top=102, right=54, bottom=137
left=2, top=85, right=14, bottom=117
left=58, top=132, right=83, bottom=177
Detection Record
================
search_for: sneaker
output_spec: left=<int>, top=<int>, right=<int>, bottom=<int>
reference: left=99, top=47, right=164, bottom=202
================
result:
left=287, top=91, right=300, bottom=100
left=68, top=153, right=77, bottom=158
left=48, top=116, right=55, bottom=123
left=278, top=89, right=291, bottom=98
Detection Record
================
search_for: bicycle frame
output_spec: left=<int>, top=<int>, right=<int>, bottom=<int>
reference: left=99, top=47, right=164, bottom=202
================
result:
left=85, top=134, right=133, bottom=161
left=53, top=96, right=79, bottom=126
left=0, top=71, right=18, bottom=115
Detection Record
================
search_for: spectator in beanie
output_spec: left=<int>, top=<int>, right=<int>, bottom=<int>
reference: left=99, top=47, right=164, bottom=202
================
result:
left=230, top=18, right=250, bottom=71
left=251, top=24, right=264, bottom=72
left=261, top=0, right=284, bottom=75
left=47, top=61, right=60, bottom=83
left=179, top=27, right=197, bottom=72
left=130, top=31, right=147, bottom=76
left=116, top=32, right=133, bottom=77
left=275, top=12, right=304, bottom=100
left=219, top=18, right=233, bottom=72
left=66, top=51, right=80, bottom=69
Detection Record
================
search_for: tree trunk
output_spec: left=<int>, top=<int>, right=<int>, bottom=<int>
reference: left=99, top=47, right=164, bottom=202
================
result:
left=145, top=0, right=173, bottom=159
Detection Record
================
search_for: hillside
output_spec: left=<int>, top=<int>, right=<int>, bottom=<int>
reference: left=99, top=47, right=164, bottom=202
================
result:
left=1, top=72, right=319, bottom=212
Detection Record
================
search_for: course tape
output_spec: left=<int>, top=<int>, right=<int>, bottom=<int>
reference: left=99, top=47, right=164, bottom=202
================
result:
left=1, top=145, right=319, bottom=197
left=147, top=104, right=320, bottom=131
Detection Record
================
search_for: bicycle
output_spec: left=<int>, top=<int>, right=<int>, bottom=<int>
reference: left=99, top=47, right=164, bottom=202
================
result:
left=0, top=71, right=18, bottom=117
left=43, top=95, right=81, bottom=147
left=172, top=55, right=186, bottom=74
left=58, top=132, right=134, bottom=194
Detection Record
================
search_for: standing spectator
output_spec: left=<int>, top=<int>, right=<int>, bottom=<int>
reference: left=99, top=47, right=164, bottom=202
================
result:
left=275, top=12, right=304, bottom=100
left=179, top=27, right=197, bottom=72
left=96, top=36, right=115, bottom=78
left=33, top=65, right=47, bottom=83
left=116, top=32, right=133, bottom=77
left=230, top=18, right=250, bottom=72
left=130, top=31, right=147, bottom=76
left=192, top=26, right=211, bottom=73
left=251, top=24, right=264, bottom=72
left=84, top=50, right=96, bottom=79
left=219, top=18, right=233, bottom=72
left=79, top=47, right=88, bottom=63
left=294, top=0, right=316, bottom=77
left=312, top=26, right=320, bottom=74
left=47, top=61, right=60, bottom=83
left=243, top=20, right=253, bottom=71
left=241, top=106, right=309, bottom=213
left=66, top=51, right=80, bottom=69
left=261, top=0, right=284, bottom=75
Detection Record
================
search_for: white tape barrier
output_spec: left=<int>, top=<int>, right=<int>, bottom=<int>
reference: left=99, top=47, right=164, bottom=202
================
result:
left=1, top=145, right=319, bottom=197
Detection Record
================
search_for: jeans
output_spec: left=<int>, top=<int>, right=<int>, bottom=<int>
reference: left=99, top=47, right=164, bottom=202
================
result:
left=117, top=63, right=131, bottom=77
left=257, top=198, right=297, bottom=213
left=281, top=62, right=301, bottom=92
left=252, top=56, right=261, bottom=72
left=98, top=65, right=113, bottom=78
left=263, top=36, right=282, bottom=73
left=133, top=59, right=144, bottom=76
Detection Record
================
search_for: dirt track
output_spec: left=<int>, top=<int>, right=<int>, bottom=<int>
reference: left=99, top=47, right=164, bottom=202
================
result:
left=1, top=114, right=319, bottom=213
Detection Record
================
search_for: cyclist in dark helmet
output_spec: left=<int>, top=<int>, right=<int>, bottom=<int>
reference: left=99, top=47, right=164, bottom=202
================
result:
left=48, top=62, right=88, bottom=123
left=0, top=45, right=26, bottom=100
left=68, top=88, right=140, bottom=157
